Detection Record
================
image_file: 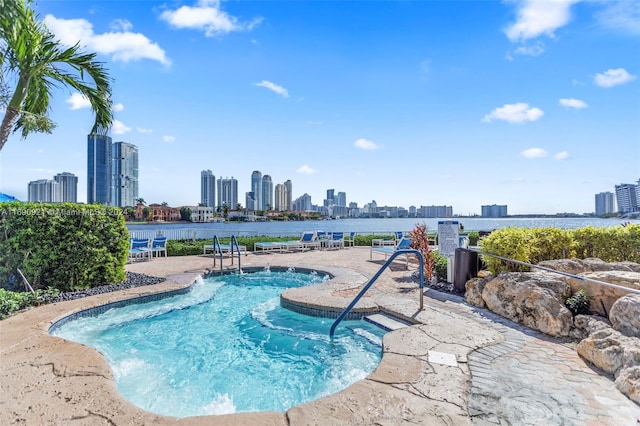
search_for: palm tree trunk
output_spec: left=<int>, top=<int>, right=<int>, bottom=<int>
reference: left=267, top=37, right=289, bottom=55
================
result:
left=0, top=105, right=21, bottom=152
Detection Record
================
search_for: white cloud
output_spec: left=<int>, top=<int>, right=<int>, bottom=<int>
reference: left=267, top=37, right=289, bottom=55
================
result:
left=111, top=119, right=131, bottom=134
left=44, top=15, right=170, bottom=65
left=594, top=1, right=640, bottom=36
left=594, top=68, right=637, bottom=88
left=254, top=80, right=289, bottom=98
left=482, top=103, right=544, bottom=123
left=112, top=103, right=124, bottom=112
left=163, top=135, right=176, bottom=143
left=137, top=127, right=153, bottom=134
left=507, top=42, right=545, bottom=60
left=554, top=151, right=569, bottom=160
left=504, top=0, right=582, bottom=42
left=160, top=0, right=262, bottom=37
left=66, top=93, right=91, bottom=110
left=296, top=164, right=317, bottom=175
left=559, top=98, right=588, bottom=109
left=521, top=147, right=548, bottom=158
left=110, top=19, right=133, bottom=32
left=354, top=138, right=381, bottom=151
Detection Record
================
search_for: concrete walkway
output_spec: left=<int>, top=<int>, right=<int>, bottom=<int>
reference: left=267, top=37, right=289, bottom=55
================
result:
left=1, top=247, right=638, bottom=425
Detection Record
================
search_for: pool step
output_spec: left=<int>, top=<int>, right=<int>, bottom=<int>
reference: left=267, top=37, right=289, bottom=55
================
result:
left=364, top=313, right=412, bottom=332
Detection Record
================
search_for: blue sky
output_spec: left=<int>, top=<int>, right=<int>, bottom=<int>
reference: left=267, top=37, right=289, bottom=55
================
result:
left=1, top=0, right=638, bottom=215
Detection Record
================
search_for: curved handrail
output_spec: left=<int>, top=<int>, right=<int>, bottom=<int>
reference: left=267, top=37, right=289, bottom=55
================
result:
left=230, top=235, right=242, bottom=271
left=212, top=235, right=223, bottom=273
left=329, top=249, right=424, bottom=338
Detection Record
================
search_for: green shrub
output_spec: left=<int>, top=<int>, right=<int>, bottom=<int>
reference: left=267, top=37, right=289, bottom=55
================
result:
left=565, top=289, right=591, bottom=316
left=434, top=255, right=448, bottom=281
left=0, top=287, right=59, bottom=319
left=0, top=202, right=128, bottom=292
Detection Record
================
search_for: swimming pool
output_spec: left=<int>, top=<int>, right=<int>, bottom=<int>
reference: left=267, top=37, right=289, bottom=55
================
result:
left=50, top=269, right=385, bottom=418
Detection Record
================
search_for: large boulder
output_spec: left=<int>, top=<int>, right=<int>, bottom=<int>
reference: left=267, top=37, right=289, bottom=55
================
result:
left=610, top=294, right=640, bottom=338
left=481, top=272, right=573, bottom=337
left=577, top=326, right=640, bottom=403
left=566, top=271, right=640, bottom=316
left=464, top=277, right=487, bottom=308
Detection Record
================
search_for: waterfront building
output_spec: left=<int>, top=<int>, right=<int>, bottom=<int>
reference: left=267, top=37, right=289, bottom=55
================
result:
left=481, top=204, right=508, bottom=218
left=53, top=172, right=78, bottom=203
left=419, top=205, right=454, bottom=218
left=292, top=193, right=312, bottom=211
left=262, top=174, right=273, bottom=210
left=251, top=171, right=262, bottom=212
left=28, top=179, right=62, bottom=202
left=87, top=134, right=112, bottom=205
left=112, top=142, right=139, bottom=207
left=595, top=192, right=615, bottom=216
left=245, top=191, right=257, bottom=211
left=217, top=177, right=238, bottom=208
left=615, top=182, right=640, bottom=214
left=284, top=180, right=292, bottom=211
left=200, top=170, right=216, bottom=208
left=189, top=205, right=217, bottom=222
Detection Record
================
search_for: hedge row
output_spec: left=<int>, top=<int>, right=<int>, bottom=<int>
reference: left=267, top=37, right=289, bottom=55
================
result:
left=479, top=225, right=640, bottom=274
left=0, top=202, right=129, bottom=292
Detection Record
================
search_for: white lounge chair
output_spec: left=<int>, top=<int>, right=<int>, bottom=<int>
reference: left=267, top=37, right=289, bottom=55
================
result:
left=370, top=237, right=413, bottom=268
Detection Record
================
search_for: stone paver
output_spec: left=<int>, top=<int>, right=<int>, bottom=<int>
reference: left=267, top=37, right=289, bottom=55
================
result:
left=1, top=247, right=638, bottom=425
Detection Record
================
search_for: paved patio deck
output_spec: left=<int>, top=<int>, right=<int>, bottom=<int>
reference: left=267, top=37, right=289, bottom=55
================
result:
left=1, top=247, right=638, bottom=425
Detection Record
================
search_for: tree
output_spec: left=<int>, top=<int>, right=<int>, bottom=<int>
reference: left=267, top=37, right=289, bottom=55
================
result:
left=135, top=198, right=145, bottom=205
left=161, top=201, right=168, bottom=207
left=0, top=0, right=113, bottom=151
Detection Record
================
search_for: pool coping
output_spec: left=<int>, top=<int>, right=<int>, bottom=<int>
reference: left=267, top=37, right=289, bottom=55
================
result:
left=1, top=255, right=504, bottom=425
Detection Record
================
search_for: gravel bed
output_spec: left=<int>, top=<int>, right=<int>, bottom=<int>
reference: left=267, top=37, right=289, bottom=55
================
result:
left=51, top=272, right=165, bottom=302
left=411, top=271, right=461, bottom=294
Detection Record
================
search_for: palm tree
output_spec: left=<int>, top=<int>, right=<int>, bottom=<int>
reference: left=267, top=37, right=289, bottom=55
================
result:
left=0, top=0, right=113, bottom=152
left=135, top=197, right=146, bottom=205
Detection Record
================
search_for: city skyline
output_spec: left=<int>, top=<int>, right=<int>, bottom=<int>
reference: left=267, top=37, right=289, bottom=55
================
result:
left=1, top=1, right=638, bottom=214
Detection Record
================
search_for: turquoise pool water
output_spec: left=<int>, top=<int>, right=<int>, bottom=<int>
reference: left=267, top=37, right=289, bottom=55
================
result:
left=51, top=269, right=384, bottom=418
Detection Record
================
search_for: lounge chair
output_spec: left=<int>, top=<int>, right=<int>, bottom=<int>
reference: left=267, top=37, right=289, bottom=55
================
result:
left=370, top=237, right=413, bottom=268
left=204, top=239, right=247, bottom=256
left=129, top=238, right=151, bottom=262
left=149, top=236, right=167, bottom=258
left=254, top=241, right=285, bottom=253
left=282, top=231, right=321, bottom=251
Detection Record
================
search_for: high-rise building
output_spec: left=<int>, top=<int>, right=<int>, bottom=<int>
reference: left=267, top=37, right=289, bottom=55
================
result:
left=217, top=177, right=238, bottom=208
left=28, top=179, right=62, bottom=202
left=284, top=180, right=292, bottom=211
left=53, top=172, right=78, bottom=203
left=481, top=204, right=507, bottom=218
left=595, top=192, right=615, bottom=216
left=251, top=171, right=262, bottom=211
left=615, top=182, right=639, bottom=214
left=112, top=142, right=139, bottom=207
left=87, top=134, right=112, bottom=205
left=201, top=170, right=216, bottom=208
left=292, top=193, right=312, bottom=211
left=262, top=174, right=273, bottom=210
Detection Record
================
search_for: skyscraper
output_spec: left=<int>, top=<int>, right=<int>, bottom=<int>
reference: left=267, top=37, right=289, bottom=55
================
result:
left=28, top=179, right=62, bottom=202
left=251, top=170, right=262, bottom=211
left=201, top=170, right=216, bottom=208
left=87, top=134, right=112, bottom=205
left=217, top=177, right=238, bottom=208
left=615, top=182, right=639, bottom=214
left=284, top=180, right=292, bottom=211
left=262, top=174, right=273, bottom=210
left=54, top=172, right=78, bottom=203
left=595, top=192, right=615, bottom=216
left=112, top=142, right=139, bottom=207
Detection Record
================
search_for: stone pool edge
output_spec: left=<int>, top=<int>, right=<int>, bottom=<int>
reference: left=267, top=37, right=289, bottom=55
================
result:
left=1, top=263, right=494, bottom=425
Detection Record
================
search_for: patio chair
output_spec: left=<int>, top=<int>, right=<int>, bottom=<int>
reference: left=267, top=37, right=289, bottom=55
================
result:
left=326, top=232, right=345, bottom=250
left=344, top=232, right=356, bottom=247
left=149, top=236, right=167, bottom=258
left=282, top=231, right=320, bottom=251
left=129, top=238, right=151, bottom=262
left=370, top=237, right=413, bottom=268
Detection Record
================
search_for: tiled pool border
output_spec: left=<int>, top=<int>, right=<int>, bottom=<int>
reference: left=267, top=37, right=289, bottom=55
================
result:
left=49, top=265, right=350, bottom=334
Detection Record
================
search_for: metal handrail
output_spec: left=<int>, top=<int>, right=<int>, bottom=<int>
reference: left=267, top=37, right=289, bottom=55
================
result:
left=473, top=249, right=640, bottom=295
left=330, top=249, right=424, bottom=338
left=230, top=235, right=242, bottom=271
left=211, top=235, right=223, bottom=273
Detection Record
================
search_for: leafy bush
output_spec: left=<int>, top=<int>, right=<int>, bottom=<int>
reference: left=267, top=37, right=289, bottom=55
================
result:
left=408, top=223, right=437, bottom=280
left=565, top=289, right=591, bottom=316
left=479, top=224, right=640, bottom=275
left=0, top=202, right=128, bottom=292
left=0, top=288, right=59, bottom=319
left=434, top=255, right=448, bottom=281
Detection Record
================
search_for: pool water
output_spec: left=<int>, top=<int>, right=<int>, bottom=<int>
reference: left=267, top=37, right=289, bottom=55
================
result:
left=51, top=270, right=385, bottom=418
